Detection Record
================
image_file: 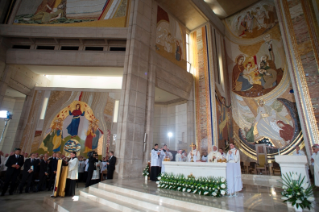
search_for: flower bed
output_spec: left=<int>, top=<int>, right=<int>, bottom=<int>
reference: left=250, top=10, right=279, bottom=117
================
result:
left=157, top=173, right=227, bottom=197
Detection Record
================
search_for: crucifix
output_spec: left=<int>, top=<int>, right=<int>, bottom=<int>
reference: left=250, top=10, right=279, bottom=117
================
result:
left=189, top=143, right=196, bottom=162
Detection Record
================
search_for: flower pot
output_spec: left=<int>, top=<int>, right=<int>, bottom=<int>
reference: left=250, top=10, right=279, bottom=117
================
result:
left=294, top=204, right=302, bottom=211
left=145, top=176, right=148, bottom=182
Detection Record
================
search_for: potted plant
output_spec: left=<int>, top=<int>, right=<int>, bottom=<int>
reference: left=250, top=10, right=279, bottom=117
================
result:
left=280, top=172, right=315, bottom=211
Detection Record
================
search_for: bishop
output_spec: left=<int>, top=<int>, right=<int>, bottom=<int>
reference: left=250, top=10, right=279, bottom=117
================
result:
left=207, top=145, right=221, bottom=163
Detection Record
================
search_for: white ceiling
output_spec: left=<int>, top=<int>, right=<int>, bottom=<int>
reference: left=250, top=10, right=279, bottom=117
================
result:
left=25, top=65, right=123, bottom=76
left=155, top=87, right=180, bottom=103
left=5, top=87, right=26, bottom=98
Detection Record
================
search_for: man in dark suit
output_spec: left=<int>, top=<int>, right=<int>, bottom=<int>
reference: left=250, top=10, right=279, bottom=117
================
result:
left=48, top=152, right=57, bottom=191
left=85, top=151, right=98, bottom=187
left=107, top=151, right=116, bottom=179
left=1, top=148, right=24, bottom=196
left=18, top=153, right=38, bottom=193
left=37, top=154, right=49, bottom=191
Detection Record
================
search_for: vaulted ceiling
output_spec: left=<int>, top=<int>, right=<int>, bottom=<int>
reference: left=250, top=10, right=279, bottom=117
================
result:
left=204, top=0, right=260, bottom=19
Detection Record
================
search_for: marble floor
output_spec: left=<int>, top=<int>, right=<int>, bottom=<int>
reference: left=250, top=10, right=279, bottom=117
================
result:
left=100, top=178, right=319, bottom=212
left=0, top=180, right=318, bottom=212
left=0, top=183, right=85, bottom=212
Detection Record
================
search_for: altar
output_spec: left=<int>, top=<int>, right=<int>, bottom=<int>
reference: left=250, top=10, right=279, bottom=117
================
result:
left=162, top=161, right=227, bottom=178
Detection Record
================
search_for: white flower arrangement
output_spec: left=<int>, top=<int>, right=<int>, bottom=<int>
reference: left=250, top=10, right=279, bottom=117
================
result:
left=280, top=172, right=314, bottom=210
left=156, top=173, right=227, bottom=197
left=156, top=181, right=159, bottom=184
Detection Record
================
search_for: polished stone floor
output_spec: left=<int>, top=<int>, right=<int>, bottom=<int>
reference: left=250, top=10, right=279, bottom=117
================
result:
left=0, top=180, right=318, bottom=212
left=0, top=183, right=85, bottom=212
left=101, top=178, right=319, bottom=212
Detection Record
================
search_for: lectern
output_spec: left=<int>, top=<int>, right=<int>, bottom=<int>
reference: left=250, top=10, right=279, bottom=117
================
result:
left=275, top=155, right=310, bottom=183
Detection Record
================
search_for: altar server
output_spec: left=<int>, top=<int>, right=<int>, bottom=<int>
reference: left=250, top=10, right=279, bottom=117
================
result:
left=187, top=144, right=201, bottom=162
left=77, top=156, right=85, bottom=182
left=226, top=143, right=242, bottom=196
left=208, top=146, right=221, bottom=162
left=65, top=151, right=78, bottom=196
left=312, top=144, right=319, bottom=187
left=150, top=144, right=161, bottom=181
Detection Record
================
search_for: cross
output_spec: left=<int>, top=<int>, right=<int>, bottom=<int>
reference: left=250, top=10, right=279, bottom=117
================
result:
left=189, top=143, right=196, bottom=149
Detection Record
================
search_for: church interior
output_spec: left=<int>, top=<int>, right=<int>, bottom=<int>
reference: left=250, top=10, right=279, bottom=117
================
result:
left=0, top=0, right=319, bottom=211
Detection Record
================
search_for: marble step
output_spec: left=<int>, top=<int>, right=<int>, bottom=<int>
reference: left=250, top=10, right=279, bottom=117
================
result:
left=44, top=195, right=121, bottom=212
left=80, top=188, right=148, bottom=212
left=98, top=182, right=231, bottom=212
left=87, top=185, right=188, bottom=212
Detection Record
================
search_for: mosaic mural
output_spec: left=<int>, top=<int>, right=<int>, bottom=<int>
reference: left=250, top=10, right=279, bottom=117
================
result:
left=14, top=0, right=129, bottom=27
left=225, top=0, right=277, bottom=39
left=191, top=26, right=213, bottom=153
left=155, top=6, right=187, bottom=70
left=215, top=88, right=232, bottom=149
left=225, top=0, right=302, bottom=156
left=20, top=90, right=115, bottom=157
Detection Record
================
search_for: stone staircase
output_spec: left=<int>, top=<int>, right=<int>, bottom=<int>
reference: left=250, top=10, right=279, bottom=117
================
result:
left=44, top=181, right=231, bottom=212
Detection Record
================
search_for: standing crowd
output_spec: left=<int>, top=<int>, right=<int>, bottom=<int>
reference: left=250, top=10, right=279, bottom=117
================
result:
left=0, top=148, right=116, bottom=196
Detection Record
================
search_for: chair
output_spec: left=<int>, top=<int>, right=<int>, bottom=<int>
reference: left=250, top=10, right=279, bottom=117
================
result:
left=256, top=154, right=269, bottom=175
left=255, top=144, right=269, bottom=175
left=248, top=162, right=256, bottom=174
left=240, top=162, right=245, bottom=173
left=272, top=162, right=281, bottom=175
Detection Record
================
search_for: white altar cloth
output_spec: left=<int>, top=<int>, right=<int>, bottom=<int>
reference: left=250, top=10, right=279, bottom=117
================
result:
left=162, top=162, right=227, bottom=178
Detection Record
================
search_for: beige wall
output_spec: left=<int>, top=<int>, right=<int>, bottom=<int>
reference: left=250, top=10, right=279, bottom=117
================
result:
left=0, top=96, right=25, bottom=153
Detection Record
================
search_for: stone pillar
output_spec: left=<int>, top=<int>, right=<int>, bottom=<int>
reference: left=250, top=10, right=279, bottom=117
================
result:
left=275, top=0, right=319, bottom=160
left=0, top=66, right=11, bottom=108
left=115, top=0, right=153, bottom=179
left=187, top=87, right=195, bottom=147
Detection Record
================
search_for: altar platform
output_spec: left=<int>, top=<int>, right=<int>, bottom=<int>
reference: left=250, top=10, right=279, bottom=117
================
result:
left=43, top=178, right=319, bottom=212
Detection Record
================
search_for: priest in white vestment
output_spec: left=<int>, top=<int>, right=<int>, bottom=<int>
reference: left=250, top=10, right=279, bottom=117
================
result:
left=187, top=144, right=201, bottom=162
left=218, top=148, right=226, bottom=160
left=226, top=143, right=242, bottom=196
left=293, top=146, right=305, bottom=156
left=207, top=146, right=221, bottom=163
left=312, top=144, right=319, bottom=187
left=65, top=151, right=79, bottom=196
left=150, top=144, right=161, bottom=181
left=175, top=150, right=183, bottom=162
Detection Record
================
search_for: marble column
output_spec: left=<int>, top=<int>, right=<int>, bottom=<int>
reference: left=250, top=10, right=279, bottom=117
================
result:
left=115, top=0, right=154, bottom=179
